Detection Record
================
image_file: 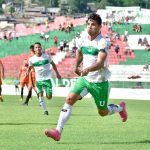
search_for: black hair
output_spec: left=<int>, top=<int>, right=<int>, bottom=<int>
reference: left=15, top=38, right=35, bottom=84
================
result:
left=34, top=42, right=41, bottom=46
left=87, top=13, right=102, bottom=25
left=30, top=45, right=34, bottom=50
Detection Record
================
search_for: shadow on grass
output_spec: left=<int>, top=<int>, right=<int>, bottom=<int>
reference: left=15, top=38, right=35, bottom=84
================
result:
left=58, top=140, right=150, bottom=144
left=0, top=123, right=56, bottom=126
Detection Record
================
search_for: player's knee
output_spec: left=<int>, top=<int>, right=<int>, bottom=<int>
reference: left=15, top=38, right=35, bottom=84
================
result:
left=39, top=92, right=43, bottom=97
left=66, top=97, right=75, bottom=105
left=46, top=95, right=52, bottom=99
left=98, top=109, right=108, bottom=117
left=66, top=97, right=73, bottom=103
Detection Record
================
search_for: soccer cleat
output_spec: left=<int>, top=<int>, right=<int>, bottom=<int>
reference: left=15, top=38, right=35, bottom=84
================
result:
left=22, top=102, right=28, bottom=106
left=44, top=111, right=49, bottom=115
left=44, top=128, right=61, bottom=141
left=119, top=102, right=128, bottom=122
left=0, top=96, right=3, bottom=102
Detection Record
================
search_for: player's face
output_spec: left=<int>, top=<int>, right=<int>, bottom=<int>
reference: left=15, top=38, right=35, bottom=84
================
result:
left=87, top=19, right=101, bottom=38
left=34, top=44, right=42, bottom=57
left=23, top=60, right=28, bottom=67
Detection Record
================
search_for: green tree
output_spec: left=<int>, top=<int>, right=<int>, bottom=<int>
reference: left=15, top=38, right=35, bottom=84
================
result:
left=50, top=0, right=59, bottom=7
left=40, top=0, right=50, bottom=6
left=108, top=0, right=124, bottom=6
left=68, top=0, right=79, bottom=14
left=122, top=0, right=140, bottom=6
left=0, top=8, right=3, bottom=14
left=59, top=0, right=69, bottom=15
left=98, top=0, right=109, bottom=9
left=0, top=0, right=5, bottom=4
left=68, top=0, right=88, bottom=14
left=78, top=0, right=88, bottom=12
left=10, top=6, right=15, bottom=16
left=0, top=0, right=5, bottom=14
left=139, top=0, right=149, bottom=8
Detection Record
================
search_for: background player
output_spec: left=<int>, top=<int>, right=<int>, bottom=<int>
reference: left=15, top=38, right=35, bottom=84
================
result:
left=18, top=59, right=29, bottom=101
left=22, top=45, right=38, bottom=105
left=28, top=42, right=61, bottom=115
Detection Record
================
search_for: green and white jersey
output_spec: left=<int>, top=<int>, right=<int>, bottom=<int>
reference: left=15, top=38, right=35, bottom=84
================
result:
left=77, top=33, right=111, bottom=83
left=29, top=53, right=53, bottom=81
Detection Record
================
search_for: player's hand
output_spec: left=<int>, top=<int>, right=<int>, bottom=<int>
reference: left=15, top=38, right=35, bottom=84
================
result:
left=80, top=68, right=89, bottom=76
left=56, top=73, right=61, bottom=79
left=74, top=68, right=81, bottom=76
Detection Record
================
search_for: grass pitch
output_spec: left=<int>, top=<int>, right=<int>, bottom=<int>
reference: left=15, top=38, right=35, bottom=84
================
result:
left=0, top=95, right=150, bottom=150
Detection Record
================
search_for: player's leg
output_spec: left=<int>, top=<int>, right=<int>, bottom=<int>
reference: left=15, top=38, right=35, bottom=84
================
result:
left=32, top=80, right=39, bottom=99
left=22, top=82, right=32, bottom=105
left=28, top=71, right=38, bottom=99
left=44, top=79, right=52, bottom=100
left=90, top=81, right=127, bottom=122
left=45, top=92, right=80, bottom=141
left=16, top=85, right=20, bottom=95
left=0, top=84, right=3, bottom=102
left=21, top=88, right=23, bottom=99
left=45, top=77, right=88, bottom=141
left=22, top=88, right=32, bottom=106
left=36, top=81, right=48, bottom=115
left=20, top=86, right=24, bottom=101
left=15, top=85, right=17, bottom=95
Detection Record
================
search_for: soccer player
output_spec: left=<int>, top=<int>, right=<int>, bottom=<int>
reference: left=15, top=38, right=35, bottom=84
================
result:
left=44, top=13, right=128, bottom=141
left=28, top=42, right=61, bottom=115
left=18, top=59, right=29, bottom=101
left=0, top=60, right=4, bottom=102
left=22, top=45, right=37, bottom=106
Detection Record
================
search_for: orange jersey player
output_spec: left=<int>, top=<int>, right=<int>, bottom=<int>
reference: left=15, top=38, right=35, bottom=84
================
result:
left=28, top=45, right=36, bottom=91
left=22, top=45, right=38, bottom=106
left=19, top=59, right=29, bottom=101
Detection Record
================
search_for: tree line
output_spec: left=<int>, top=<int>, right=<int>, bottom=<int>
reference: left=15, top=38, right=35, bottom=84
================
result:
left=0, top=0, right=149, bottom=15
left=36, top=0, right=150, bottom=15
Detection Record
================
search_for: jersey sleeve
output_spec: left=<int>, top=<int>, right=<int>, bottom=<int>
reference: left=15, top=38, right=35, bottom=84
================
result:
left=76, top=36, right=84, bottom=50
left=47, top=54, right=53, bottom=63
left=28, top=58, right=33, bottom=67
left=99, top=38, right=108, bottom=53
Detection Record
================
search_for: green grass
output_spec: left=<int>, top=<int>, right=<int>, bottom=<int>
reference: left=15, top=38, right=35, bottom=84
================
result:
left=0, top=95, right=150, bottom=150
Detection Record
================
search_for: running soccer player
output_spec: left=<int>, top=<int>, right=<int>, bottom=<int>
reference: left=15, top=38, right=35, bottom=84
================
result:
left=22, top=45, right=37, bottom=106
left=45, top=13, right=128, bottom=141
left=28, top=42, right=61, bottom=115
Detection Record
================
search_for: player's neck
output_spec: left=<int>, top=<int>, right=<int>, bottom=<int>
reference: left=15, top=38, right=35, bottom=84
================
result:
left=36, top=53, right=42, bottom=57
left=88, top=33, right=100, bottom=41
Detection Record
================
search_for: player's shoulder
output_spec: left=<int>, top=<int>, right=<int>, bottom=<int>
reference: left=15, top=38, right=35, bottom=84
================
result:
left=97, top=34, right=106, bottom=42
left=96, top=35, right=107, bottom=51
left=97, top=35, right=106, bottom=44
left=42, top=53, right=50, bottom=59
left=29, top=54, right=36, bottom=60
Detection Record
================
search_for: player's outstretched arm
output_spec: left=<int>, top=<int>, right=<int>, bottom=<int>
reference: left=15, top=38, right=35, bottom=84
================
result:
left=51, top=61, right=61, bottom=79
